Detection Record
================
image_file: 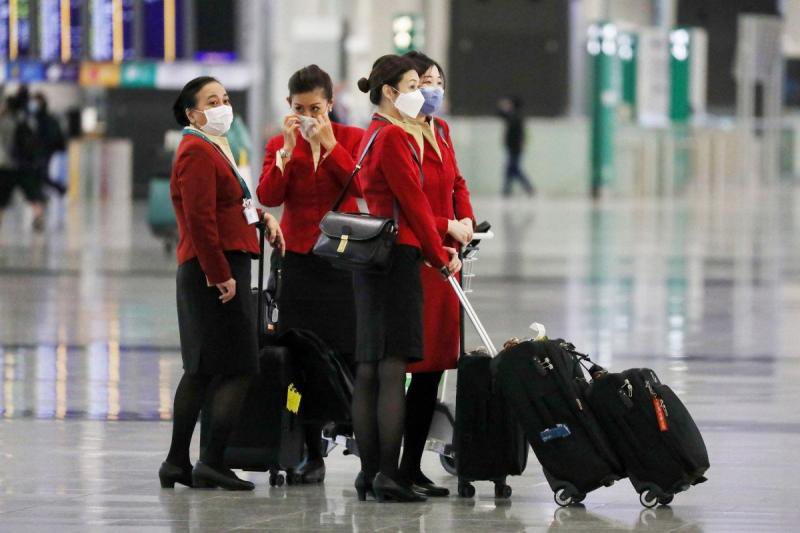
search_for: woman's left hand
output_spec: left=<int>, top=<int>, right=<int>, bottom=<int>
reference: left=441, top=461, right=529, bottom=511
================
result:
left=311, top=114, right=337, bottom=152
left=262, top=212, right=286, bottom=255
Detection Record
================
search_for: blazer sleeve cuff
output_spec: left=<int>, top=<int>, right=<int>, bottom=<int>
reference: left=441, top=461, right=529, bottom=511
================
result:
left=199, top=253, right=232, bottom=285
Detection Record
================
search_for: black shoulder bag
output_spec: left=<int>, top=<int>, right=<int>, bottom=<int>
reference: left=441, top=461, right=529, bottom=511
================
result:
left=312, top=125, right=422, bottom=272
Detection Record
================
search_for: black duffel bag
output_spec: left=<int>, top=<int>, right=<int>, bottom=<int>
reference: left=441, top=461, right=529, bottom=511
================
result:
left=313, top=124, right=422, bottom=273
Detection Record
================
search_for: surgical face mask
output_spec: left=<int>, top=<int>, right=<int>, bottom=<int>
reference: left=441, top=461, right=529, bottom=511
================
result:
left=297, top=115, right=317, bottom=141
left=198, top=104, right=233, bottom=136
left=420, top=87, right=444, bottom=116
left=392, top=87, right=425, bottom=118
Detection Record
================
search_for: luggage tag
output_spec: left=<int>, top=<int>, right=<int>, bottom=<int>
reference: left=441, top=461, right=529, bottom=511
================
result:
left=286, top=383, right=302, bottom=414
left=540, top=423, right=571, bottom=442
left=243, top=199, right=259, bottom=225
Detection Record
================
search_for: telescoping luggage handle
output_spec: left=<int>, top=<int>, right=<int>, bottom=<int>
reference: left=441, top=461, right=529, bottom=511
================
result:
left=446, top=273, right=499, bottom=357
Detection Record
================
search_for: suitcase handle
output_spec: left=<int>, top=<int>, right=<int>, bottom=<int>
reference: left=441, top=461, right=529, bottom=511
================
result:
left=444, top=271, right=498, bottom=356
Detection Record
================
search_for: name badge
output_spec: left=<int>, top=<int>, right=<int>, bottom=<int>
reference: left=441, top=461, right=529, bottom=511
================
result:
left=243, top=199, right=259, bottom=225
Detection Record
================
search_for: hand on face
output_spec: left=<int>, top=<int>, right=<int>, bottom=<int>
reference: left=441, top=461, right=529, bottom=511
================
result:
left=281, top=114, right=300, bottom=153
left=308, top=113, right=337, bottom=151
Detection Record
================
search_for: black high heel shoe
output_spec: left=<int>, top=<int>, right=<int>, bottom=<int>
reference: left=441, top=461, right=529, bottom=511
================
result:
left=192, top=462, right=255, bottom=491
left=159, top=461, right=193, bottom=488
left=354, top=471, right=376, bottom=501
left=291, top=457, right=326, bottom=484
left=372, top=473, right=427, bottom=503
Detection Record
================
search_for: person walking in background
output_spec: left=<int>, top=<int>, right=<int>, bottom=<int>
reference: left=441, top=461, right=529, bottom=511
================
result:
left=30, top=92, right=67, bottom=196
left=497, top=96, right=535, bottom=197
left=352, top=54, right=461, bottom=503
left=257, top=64, right=365, bottom=484
left=0, top=91, right=46, bottom=231
left=399, top=51, right=475, bottom=497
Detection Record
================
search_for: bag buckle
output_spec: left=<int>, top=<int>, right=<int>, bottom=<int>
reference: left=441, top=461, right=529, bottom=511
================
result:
left=337, top=234, right=349, bottom=253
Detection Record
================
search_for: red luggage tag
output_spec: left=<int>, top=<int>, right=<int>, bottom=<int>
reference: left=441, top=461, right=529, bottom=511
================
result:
left=652, top=397, right=668, bottom=432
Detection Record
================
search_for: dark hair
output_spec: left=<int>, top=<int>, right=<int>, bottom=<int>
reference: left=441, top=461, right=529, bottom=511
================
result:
left=172, top=76, right=219, bottom=127
left=357, top=55, right=417, bottom=105
left=288, top=64, right=333, bottom=100
left=403, top=51, right=446, bottom=88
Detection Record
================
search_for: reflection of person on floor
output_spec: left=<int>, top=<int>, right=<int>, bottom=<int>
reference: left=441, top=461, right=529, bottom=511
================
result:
left=0, top=92, right=46, bottom=231
left=497, top=96, right=535, bottom=197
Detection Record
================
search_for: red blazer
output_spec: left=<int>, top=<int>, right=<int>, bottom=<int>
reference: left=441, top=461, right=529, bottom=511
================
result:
left=257, top=123, right=365, bottom=254
left=358, top=114, right=449, bottom=268
left=408, top=118, right=475, bottom=373
left=170, top=133, right=259, bottom=284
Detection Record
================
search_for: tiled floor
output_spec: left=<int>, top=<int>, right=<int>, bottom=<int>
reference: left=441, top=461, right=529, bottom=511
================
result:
left=1, top=186, right=800, bottom=531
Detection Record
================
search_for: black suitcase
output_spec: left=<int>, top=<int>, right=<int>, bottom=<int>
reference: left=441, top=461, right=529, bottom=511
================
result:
left=445, top=275, right=528, bottom=499
left=493, top=339, right=625, bottom=506
left=581, top=360, right=709, bottom=507
left=199, top=222, right=304, bottom=486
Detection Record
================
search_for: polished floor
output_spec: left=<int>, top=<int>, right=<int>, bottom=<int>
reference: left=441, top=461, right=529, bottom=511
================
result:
left=1, top=185, right=800, bottom=531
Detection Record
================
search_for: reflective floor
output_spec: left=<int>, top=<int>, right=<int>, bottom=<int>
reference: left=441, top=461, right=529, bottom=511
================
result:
left=1, top=186, right=800, bottom=531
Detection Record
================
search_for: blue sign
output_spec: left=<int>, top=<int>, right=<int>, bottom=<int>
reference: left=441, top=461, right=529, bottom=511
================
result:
left=6, top=60, right=46, bottom=82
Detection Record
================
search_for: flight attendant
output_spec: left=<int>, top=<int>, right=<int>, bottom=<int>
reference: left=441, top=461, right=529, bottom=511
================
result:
left=160, top=76, right=284, bottom=491
left=352, top=54, right=461, bottom=503
left=257, top=65, right=364, bottom=484
left=398, top=52, right=475, bottom=497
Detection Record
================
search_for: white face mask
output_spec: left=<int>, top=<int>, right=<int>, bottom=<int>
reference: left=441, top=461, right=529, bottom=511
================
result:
left=297, top=115, right=317, bottom=141
left=392, top=88, right=425, bottom=119
left=198, top=104, right=233, bottom=136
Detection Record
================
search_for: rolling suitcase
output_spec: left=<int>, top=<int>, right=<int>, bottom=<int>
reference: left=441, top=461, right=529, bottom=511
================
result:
left=446, top=275, right=528, bottom=499
left=577, top=352, right=709, bottom=507
left=492, top=339, right=625, bottom=506
left=146, top=177, right=178, bottom=253
left=199, top=222, right=304, bottom=486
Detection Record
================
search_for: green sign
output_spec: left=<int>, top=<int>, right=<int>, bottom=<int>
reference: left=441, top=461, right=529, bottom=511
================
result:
left=120, top=62, right=157, bottom=88
left=669, top=28, right=691, bottom=122
left=588, top=22, right=620, bottom=197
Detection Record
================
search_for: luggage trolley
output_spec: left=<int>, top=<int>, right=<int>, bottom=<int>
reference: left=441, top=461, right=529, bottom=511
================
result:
left=425, top=222, right=495, bottom=477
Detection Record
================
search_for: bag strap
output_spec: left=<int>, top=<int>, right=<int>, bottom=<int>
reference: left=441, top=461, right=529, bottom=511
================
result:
left=373, top=114, right=425, bottom=184
left=182, top=128, right=252, bottom=199
left=330, top=126, right=384, bottom=212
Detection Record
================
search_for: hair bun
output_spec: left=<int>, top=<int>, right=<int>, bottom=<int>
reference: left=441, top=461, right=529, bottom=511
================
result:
left=357, top=77, right=371, bottom=93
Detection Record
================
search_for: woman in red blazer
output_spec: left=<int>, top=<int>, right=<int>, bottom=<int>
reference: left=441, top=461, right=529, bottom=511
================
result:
left=159, top=76, right=284, bottom=492
left=397, top=52, right=475, bottom=497
left=351, top=55, right=461, bottom=503
left=256, top=65, right=364, bottom=484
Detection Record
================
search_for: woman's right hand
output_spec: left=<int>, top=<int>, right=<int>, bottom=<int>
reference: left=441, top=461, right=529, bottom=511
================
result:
left=281, top=114, right=300, bottom=154
left=444, top=246, right=462, bottom=275
left=447, top=219, right=472, bottom=246
left=216, top=278, right=236, bottom=304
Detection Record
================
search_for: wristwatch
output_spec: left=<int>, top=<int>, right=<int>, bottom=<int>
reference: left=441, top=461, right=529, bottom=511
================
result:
left=278, top=148, right=290, bottom=160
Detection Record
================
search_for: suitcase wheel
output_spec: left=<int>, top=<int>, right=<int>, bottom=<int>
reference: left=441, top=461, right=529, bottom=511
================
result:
left=457, top=480, right=476, bottom=498
left=269, top=472, right=285, bottom=487
left=658, top=494, right=674, bottom=506
left=439, top=454, right=457, bottom=476
left=639, top=490, right=659, bottom=508
left=554, top=488, right=584, bottom=507
left=494, top=483, right=512, bottom=499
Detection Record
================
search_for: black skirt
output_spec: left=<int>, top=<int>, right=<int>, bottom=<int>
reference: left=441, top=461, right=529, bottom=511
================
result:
left=276, top=250, right=356, bottom=357
left=176, top=251, right=259, bottom=376
left=353, top=245, right=423, bottom=363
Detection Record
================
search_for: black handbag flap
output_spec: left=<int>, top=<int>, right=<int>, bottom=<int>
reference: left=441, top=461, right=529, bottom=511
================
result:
left=319, top=211, right=395, bottom=241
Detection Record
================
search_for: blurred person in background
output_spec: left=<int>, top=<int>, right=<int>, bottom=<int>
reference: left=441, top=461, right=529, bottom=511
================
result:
left=352, top=54, right=460, bottom=503
left=0, top=90, right=46, bottom=231
left=256, top=64, right=365, bottom=484
left=497, top=96, right=535, bottom=197
left=399, top=51, right=474, bottom=497
left=30, top=92, right=67, bottom=196
left=160, top=76, right=284, bottom=491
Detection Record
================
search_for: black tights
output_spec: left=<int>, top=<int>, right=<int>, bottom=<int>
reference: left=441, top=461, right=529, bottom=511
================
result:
left=351, top=357, right=407, bottom=479
left=165, top=372, right=251, bottom=470
left=399, top=371, right=443, bottom=482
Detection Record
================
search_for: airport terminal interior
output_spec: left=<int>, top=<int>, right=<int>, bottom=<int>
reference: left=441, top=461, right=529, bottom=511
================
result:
left=2, top=0, right=800, bottom=531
